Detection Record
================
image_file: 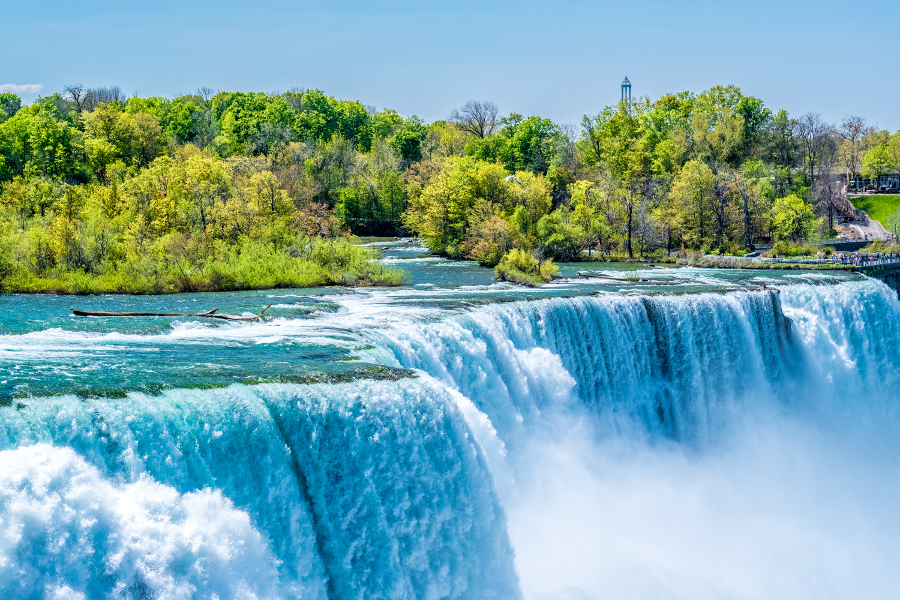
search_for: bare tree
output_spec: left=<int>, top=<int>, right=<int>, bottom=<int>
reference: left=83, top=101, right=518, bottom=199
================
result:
left=78, top=86, right=128, bottom=112
left=795, top=113, right=831, bottom=190
left=730, top=168, right=756, bottom=249
left=63, top=84, right=88, bottom=113
left=102, top=86, right=126, bottom=102
left=250, top=122, right=291, bottom=157
left=283, top=88, right=306, bottom=112
left=197, top=87, right=215, bottom=102
left=448, top=101, right=500, bottom=138
left=838, top=115, right=874, bottom=188
left=813, top=134, right=854, bottom=231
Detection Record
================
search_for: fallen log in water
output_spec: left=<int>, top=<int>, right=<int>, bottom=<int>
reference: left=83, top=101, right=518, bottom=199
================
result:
left=577, top=272, right=650, bottom=282
left=71, top=305, right=271, bottom=322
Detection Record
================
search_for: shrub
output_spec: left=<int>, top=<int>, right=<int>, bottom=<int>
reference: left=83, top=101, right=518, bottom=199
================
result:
left=861, top=240, right=900, bottom=254
left=494, top=248, right=558, bottom=287
left=765, top=240, right=819, bottom=257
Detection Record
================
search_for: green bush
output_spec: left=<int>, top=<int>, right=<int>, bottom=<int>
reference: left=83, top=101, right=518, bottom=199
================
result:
left=765, top=240, right=820, bottom=257
left=709, top=239, right=747, bottom=256
left=861, top=240, right=900, bottom=254
left=494, top=248, right=558, bottom=287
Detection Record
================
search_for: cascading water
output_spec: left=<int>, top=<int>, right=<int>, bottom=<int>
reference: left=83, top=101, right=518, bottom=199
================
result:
left=366, top=289, right=806, bottom=443
left=1, top=380, right=518, bottom=600
left=2, top=268, right=899, bottom=599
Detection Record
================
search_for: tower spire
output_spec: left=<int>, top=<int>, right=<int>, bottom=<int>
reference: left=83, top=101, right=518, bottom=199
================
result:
left=621, top=77, right=632, bottom=103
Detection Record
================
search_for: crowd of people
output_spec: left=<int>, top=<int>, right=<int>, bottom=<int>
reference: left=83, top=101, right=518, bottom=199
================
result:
left=831, top=252, right=900, bottom=266
left=766, top=251, right=900, bottom=266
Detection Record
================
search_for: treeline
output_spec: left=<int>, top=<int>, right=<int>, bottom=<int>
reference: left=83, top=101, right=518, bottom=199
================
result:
left=404, top=92, right=900, bottom=275
left=0, top=86, right=413, bottom=292
left=1, top=84, right=899, bottom=290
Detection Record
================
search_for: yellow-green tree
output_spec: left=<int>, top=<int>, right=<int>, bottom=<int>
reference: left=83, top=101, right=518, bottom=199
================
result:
left=668, top=160, right=715, bottom=248
left=769, top=194, right=816, bottom=242
left=861, top=141, right=894, bottom=181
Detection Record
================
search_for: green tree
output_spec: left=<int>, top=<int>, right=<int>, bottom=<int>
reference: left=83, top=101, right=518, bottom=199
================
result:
left=668, top=159, right=715, bottom=248
left=585, top=101, right=651, bottom=257
left=0, top=94, right=21, bottom=121
left=0, top=177, right=34, bottom=229
left=536, top=181, right=605, bottom=261
left=162, top=97, right=200, bottom=143
left=691, top=107, right=745, bottom=169
left=333, top=99, right=372, bottom=151
left=375, top=170, right=407, bottom=230
left=764, top=110, right=799, bottom=196
left=735, top=96, right=771, bottom=156
left=497, top=116, right=560, bottom=175
left=403, top=157, right=517, bottom=256
left=392, top=117, right=427, bottom=165
left=861, top=142, right=894, bottom=181
left=370, top=109, right=404, bottom=140
left=0, top=103, right=87, bottom=182
left=218, top=92, right=283, bottom=155
left=769, top=194, right=816, bottom=242
left=887, top=131, right=900, bottom=183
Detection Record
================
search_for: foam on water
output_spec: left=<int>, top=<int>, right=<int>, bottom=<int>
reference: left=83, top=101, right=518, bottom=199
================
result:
left=0, top=379, right=518, bottom=600
left=2, top=274, right=900, bottom=599
left=0, top=444, right=289, bottom=600
left=357, top=278, right=900, bottom=598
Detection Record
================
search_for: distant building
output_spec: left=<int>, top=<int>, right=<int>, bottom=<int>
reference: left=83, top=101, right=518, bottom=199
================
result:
left=621, top=77, right=631, bottom=103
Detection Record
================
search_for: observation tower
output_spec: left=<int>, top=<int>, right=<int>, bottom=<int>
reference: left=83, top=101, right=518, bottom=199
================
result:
left=621, top=77, right=632, bottom=102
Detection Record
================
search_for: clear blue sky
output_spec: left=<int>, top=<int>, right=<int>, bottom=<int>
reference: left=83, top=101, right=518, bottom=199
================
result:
left=3, top=0, right=898, bottom=130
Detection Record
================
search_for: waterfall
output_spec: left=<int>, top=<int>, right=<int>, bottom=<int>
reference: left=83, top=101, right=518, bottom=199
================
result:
left=2, top=276, right=900, bottom=599
left=0, top=380, right=518, bottom=600
left=368, top=280, right=900, bottom=444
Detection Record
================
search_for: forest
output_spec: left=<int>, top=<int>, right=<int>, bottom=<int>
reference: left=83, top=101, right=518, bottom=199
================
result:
left=1, top=84, right=898, bottom=291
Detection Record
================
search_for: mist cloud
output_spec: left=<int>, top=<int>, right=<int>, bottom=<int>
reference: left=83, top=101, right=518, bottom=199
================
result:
left=0, top=83, right=43, bottom=95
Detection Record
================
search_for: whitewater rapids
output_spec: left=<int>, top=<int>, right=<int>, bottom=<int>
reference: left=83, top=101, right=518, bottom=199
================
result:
left=1, top=276, right=899, bottom=599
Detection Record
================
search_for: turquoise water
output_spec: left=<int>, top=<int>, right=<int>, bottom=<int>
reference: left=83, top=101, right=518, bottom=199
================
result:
left=1, top=240, right=858, bottom=400
left=1, top=242, right=898, bottom=600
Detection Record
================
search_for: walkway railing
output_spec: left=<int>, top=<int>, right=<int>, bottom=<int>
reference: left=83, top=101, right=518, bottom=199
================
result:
left=852, top=257, right=900, bottom=268
left=703, top=255, right=900, bottom=269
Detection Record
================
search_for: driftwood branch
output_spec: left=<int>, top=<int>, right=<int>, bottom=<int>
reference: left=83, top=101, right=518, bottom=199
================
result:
left=71, top=305, right=272, bottom=322
left=577, top=272, right=648, bottom=281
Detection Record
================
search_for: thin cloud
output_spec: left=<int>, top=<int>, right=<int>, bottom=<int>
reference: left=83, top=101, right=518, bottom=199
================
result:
left=0, top=84, right=44, bottom=95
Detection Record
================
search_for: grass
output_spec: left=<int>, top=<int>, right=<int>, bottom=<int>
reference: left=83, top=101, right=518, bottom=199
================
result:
left=0, top=238, right=408, bottom=294
left=849, top=194, right=900, bottom=228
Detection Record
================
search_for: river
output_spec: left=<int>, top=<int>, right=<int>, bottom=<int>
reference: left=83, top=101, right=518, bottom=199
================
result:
left=2, top=240, right=899, bottom=599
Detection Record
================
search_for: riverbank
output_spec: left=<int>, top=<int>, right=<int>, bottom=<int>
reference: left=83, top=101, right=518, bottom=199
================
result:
left=0, top=239, right=407, bottom=295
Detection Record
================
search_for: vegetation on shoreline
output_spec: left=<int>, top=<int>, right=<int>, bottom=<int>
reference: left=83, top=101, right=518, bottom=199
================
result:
left=0, top=88, right=410, bottom=293
left=1, top=84, right=898, bottom=291
left=494, top=248, right=558, bottom=287
left=763, top=240, right=831, bottom=258
left=0, top=235, right=405, bottom=294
